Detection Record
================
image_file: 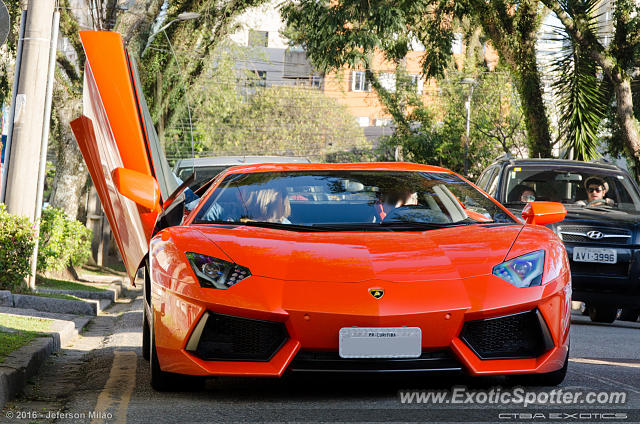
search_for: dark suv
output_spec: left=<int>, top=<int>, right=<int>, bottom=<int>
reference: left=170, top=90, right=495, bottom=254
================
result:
left=477, top=157, right=640, bottom=323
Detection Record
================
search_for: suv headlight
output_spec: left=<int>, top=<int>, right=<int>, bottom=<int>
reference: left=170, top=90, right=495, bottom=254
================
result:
left=185, top=252, right=251, bottom=289
left=492, top=250, right=545, bottom=288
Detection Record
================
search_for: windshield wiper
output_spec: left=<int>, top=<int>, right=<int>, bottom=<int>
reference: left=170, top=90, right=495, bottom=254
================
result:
left=192, top=220, right=333, bottom=232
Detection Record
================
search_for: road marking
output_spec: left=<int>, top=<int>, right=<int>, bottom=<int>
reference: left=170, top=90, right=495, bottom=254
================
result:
left=91, top=350, right=137, bottom=424
left=569, top=364, right=640, bottom=394
left=570, top=357, right=640, bottom=368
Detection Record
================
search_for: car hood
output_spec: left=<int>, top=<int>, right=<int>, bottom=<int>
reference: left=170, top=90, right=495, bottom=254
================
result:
left=196, top=224, right=523, bottom=282
left=561, top=205, right=640, bottom=226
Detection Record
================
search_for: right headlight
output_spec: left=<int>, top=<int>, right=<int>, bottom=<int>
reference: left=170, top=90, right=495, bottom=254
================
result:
left=185, top=252, right=251, bottom=289
left=492, top=250, right=545, bottom=288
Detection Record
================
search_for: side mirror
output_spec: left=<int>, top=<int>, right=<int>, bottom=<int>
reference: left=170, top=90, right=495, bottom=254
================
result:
left=111, top=167, right=160, bottom=212
left=521, top=201, right=566, bottom=226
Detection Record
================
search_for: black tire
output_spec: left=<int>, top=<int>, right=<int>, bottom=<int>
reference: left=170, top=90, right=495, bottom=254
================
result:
left=142, top=265, right=150, bottom=361
left=581, top=302, right=589, bottom=316
left=150, top=314, right=205, bottom=391
left=509, top=348, right=569, bottom=386
left=142, top=307, right=150, bottom=361
left=619, top=308, right=640, bottom=322
left=588, top=305, right=618, bottom=323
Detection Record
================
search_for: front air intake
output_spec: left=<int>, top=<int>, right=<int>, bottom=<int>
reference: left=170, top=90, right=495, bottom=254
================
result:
left=186, top=312, right=288, bottom=361
left=460, top=309, right=553, bottom=360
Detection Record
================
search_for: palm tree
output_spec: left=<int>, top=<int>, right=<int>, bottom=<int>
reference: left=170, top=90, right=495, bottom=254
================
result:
left=548, top=0, right=608, bottom=161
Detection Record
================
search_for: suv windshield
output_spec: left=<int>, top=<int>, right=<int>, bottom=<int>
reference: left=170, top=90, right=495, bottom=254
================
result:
left=193, top=170, right=515, bottom=229
left=503, top=166, right=640, bottom=212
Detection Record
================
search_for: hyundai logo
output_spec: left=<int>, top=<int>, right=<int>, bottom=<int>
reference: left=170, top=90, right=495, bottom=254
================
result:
left=587, top=230, right=605, bottom=240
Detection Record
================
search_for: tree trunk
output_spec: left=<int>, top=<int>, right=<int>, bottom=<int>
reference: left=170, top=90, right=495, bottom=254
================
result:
left=516, top=56, right=553, bottom=158
left=49, top=93, right=86, bottom=221
left=613, top=77, right=640, bottom=171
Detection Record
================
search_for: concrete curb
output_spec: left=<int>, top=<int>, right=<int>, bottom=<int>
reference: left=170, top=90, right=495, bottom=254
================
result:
left=36, top=287, right=116, bottom=302
left=12, top=294, right=100, bottom=316
left=0, top=308, right=91, bottom=409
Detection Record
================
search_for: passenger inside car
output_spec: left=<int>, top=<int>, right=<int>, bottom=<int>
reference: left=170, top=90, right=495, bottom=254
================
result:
left=508, top=184, right=537, bottom=203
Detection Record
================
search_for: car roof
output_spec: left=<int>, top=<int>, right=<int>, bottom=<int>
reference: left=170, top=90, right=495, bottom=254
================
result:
left=174, top=156, right=311, bottom=168
left=218, top=162, right=455, bottom=174
left=493, top=157, right=623, bottom=172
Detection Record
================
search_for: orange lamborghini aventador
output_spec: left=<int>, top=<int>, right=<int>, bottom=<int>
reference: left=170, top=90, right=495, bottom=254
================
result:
left=71, top=31, right=571, bottom=391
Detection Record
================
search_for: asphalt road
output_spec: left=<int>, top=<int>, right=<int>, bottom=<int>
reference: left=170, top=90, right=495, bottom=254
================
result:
left=2, top=292, right=639, bottom=424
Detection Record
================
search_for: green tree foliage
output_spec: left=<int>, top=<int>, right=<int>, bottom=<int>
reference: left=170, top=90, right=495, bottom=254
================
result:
left=173, top=46, right=368, bottom=161
left=378, top=70, right=527, bottom=176
left=541, top=0, right=640, bottom=174
left=37, top=207, right=92, bottom=272
left=550, top=5, right=608, bottom=161
left=0, top=205, right=36, bottom=291
left=281, top=0, right=553, bottom=159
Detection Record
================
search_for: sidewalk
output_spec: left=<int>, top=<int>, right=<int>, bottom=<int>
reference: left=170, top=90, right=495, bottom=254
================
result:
left=0, top=272, right=128, bottom=410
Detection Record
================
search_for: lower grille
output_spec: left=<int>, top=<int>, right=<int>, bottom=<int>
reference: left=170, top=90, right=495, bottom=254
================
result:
left=460, top=309, right=553, bottom=360
left=570, top=261, right=629, bottom=277
left=289, top=350, right=461, bottom=373
left=189, top=312, right=288, bottom=361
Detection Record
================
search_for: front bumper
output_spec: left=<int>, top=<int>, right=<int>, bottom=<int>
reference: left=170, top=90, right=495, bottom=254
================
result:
left=150, top=273, right=570, bottom=377
left=564, top=244, right=640, bottom=307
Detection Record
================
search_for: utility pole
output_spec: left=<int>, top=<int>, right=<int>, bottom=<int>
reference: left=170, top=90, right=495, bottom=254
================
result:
left=3, top=0, right=54, bottom=221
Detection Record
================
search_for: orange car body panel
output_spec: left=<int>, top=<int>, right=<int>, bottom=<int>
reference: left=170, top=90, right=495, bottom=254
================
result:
left=73, top=32, right=570, bottom=379
left=71, top=31, right=162, bottom=281
left=147, top=201, right=570, bottom=376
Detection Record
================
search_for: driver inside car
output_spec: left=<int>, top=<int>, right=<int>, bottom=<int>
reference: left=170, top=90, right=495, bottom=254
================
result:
left=575, top=176, right=615, bottom=207
left=375, top=188, right=418, bottom=221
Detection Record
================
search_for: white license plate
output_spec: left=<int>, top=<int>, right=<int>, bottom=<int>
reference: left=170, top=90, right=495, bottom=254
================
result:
left=338, top=327, right=421, bottom=359
left=573, top=247, right=617, bottom=264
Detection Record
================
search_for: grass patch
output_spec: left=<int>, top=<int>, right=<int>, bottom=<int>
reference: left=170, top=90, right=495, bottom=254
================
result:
left=0, top=314, right=53, bottom=363
left=0, top=332, right=39, bottom=362
left=30, top=292, right=85, bottom=301
left=81, top=262, right=126, bottom=276
left=36, top=276, right=107, bottom=293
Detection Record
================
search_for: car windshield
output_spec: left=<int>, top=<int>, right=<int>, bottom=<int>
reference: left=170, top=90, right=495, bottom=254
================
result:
left=193, top=170, right=515, bottom=229
left=503, top=166, right=640, bottom=212
left=176, top=165, right=229, bottom=191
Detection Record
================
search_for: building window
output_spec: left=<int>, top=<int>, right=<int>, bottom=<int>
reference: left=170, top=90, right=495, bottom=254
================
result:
left=375, top=118, right=393, bottom=127
left=356, top=116, right=370, bottom=127
left=311, top=76, right=323, bottom=89
left=248, top=30, right=268, bottom=47
left=250, top=70, right=267, bottom=87
left=379, top=72, right=396, bottom=93
left=351, top=71, right=370, bottom=92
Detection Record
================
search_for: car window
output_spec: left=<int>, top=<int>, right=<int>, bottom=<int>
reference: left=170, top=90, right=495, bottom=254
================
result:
left=486, top=168, right=501, bottom=197
left=128, top=55, right=179, bottom=200
left=193, top=171, right=516, bottom=229
left=502, top=166, right=640, bottom=211
left=476, top=166, right=497, bottom=191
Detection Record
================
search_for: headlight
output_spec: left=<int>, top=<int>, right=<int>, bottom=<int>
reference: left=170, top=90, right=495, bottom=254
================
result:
left=492, top=250, right=545, bottom=288
left=185, top=252, right=251, bottom=289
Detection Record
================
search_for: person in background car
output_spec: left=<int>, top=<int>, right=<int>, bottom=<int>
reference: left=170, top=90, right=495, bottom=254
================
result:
left=520, top=188, right=536, bottom=203
left=576, top=176, right=615, bottom=207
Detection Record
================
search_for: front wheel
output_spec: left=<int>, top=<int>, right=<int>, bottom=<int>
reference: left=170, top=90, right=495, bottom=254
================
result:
left=619, top=308, right=640, bottom=322
left=588, top=305, right=618, bottom=323
left=142, top=309, right=150, bottom=361
left=149, top=314, right=204, bottom=391
left=509, top=348, right=568, bottom=386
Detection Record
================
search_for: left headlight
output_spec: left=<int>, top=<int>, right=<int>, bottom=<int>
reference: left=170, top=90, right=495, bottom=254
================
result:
left=492, top=250, right=545, bottom=288
left=185, top=252, right=251, bottom=289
